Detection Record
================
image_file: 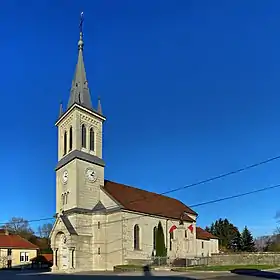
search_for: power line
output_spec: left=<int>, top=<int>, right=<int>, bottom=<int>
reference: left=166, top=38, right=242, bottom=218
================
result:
left=1, top=154, right=280, bottom=227
left=160, top=154, right=280, bottom=196
left=0, top=217, right=54, bottom=226
left=70, top=182, right=280, bottom=230
left=4, top=181, right=280, bottom=233
left=189, top=183, right=280, bottom=208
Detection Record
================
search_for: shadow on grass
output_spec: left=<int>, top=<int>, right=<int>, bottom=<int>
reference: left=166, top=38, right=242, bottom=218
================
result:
left=231, top=268, right=280, bottom=279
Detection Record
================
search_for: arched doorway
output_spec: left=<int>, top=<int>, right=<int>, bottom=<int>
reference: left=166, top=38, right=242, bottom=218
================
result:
left=55, top=232, right=69, bottom=270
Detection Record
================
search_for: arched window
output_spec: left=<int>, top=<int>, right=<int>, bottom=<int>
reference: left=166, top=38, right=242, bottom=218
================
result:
left=81, top=124, right=86, bottom=148
left=63, top=131, right=67, bottom=155
left=69, top=127, right=73, bottom=151
left=90, top=128, right=95, bottom=151
left=169, top=232, right=174, bottom=251
left=134, top=224, right=140, bottom=250
left=153, top=226, right=157, bottom=250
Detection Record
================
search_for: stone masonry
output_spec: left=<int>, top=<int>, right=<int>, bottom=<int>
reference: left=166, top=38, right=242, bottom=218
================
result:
left=208, top=253, right=280, bottom=266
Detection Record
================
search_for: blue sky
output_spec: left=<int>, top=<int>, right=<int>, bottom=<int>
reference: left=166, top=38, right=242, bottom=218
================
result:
left=1, top=0, right=280, bottom=237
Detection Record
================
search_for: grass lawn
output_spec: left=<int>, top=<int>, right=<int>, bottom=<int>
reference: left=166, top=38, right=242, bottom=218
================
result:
left=172, top=264, right=279, bottom=272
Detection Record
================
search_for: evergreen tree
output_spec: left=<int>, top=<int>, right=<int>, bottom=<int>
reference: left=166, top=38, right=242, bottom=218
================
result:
left=155, top=221, right=167, bottom=257
left=206, top=218, right=241, bottom=250
left=205, top=226, right=211, bottom=232
left=241, top=226, right=255, bottom=252
left=230, top=230, right=242, bottom=251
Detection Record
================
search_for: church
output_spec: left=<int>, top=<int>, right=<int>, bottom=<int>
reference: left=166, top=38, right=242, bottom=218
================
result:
left=49, top=16, right=219, bottom=272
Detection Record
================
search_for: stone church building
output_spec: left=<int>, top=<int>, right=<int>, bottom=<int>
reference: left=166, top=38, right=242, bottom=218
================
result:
left=50, top=19, right=219, bottom=272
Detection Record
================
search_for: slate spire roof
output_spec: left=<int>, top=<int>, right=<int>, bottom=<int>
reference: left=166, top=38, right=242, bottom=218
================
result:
left=67, top=13, right=93, bottom=111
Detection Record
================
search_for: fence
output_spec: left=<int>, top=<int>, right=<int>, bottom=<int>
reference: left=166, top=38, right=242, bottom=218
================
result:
left=151, top=256, right=169, bottom=266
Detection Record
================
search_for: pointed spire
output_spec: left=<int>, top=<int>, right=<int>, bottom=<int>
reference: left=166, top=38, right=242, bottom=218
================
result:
left=97, top=96, right=102, bottom=115
left=67, top=12, right=93, bottom=111
left=59, top=102, right=63, bottom=117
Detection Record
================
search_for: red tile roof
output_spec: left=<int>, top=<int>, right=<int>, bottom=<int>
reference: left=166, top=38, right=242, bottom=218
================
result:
left=42, top=253, right=53, bottom=262
left=103, top=180, right=197, bottom=222
left=0, top=228, right=8, bottom=235
left=31, top=253, right=53, bottom=263
left=196, top=227, right=219, bottom=240
left=0, top=234, right=39, bottom=249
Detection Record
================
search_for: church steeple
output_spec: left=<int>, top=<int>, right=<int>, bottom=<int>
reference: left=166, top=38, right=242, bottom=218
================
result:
left=67, top=12, right=93, bottom=111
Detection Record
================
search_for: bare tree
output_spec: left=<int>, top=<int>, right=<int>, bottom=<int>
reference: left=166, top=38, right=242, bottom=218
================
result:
left=38, top=223, right=53, bottom=238
left=5, top=217, right=34, bottom=239
left=254, top=235, right=271, bottom=252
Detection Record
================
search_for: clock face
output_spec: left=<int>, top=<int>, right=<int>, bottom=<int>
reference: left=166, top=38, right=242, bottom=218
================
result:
left=62, top=170, right=68, bottom=184
left=85, top=168, right=97, bottom=183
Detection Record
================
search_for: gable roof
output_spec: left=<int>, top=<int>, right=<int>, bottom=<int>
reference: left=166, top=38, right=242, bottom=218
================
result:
left=103, top=180, right=197, bottom=222
left=61, top=215, right=77, bottom=235
left=196, top=227, right=219, bottom=240
left=0, top=234, right=39, bottom=249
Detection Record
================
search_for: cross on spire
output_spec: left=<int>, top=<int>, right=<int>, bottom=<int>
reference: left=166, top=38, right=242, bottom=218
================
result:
left=79, top=12, right=84, bottom=33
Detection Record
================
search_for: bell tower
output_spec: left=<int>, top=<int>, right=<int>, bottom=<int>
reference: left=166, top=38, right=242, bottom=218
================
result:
left=55, top=12, right=106, bottom=215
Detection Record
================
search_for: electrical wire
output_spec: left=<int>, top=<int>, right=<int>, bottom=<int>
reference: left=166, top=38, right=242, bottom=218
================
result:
left=1, top=154, right=280, bottom=227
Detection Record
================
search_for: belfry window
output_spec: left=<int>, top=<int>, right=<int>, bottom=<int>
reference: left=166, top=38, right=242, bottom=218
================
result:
left=69, top=127, right=73, bottom=151
left=81, top=124, right=86, bottom=148
left=90, top=128, right=95, bottom=151
left=63, top=131, right=67, bottom=155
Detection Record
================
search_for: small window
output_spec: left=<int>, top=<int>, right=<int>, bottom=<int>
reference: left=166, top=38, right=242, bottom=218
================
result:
left=65, top=192, right=69, bottom=204
left=20, top=252, right=25, bottom=262
left=7, top=249, right=12, bottom=256
left=98, top=248, right=101, bottom=255
left=20, top=252, right=28, bottom=262
left=90, top=128, right=95, bottom=151
left=98, top=221, right=101, bottom=229
left=202, top=241, right=204, bottom=249
left=69, top=127, right=73, bottom=151
left=185, top=230, right=187, bottom=238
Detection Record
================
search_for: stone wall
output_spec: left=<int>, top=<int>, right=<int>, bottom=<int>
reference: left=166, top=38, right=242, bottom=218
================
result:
left=208, top=253, right=280, bottom=266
